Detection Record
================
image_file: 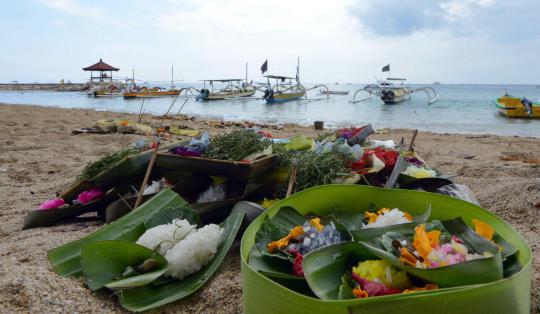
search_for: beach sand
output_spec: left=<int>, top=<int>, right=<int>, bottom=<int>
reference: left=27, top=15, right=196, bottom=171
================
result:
left=0, top=103, right=538, bottom=313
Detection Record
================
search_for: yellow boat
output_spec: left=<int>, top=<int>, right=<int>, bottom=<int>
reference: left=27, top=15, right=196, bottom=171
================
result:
left=123, top=87, right=180, bottom=99
left=495, top=94, right=540, bottom=118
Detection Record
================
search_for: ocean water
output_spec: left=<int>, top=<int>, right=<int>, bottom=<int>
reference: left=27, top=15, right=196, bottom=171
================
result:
left=1, top=84, right=539, bottom=137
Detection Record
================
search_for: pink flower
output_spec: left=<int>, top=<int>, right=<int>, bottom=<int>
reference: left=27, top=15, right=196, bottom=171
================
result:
left=75, top=188, right=104, bottom=205
left=38, top=198, right=65, bottom=210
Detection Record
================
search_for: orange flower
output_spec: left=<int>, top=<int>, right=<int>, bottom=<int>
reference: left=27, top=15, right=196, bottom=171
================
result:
left=376, top=208, right=390, bottom=215
left=309, top=218, right=324, bottom=232
left=364, top=211, right=379, bottom=224
left=413, top=224, right=432, bottom=265
left=399, top=247, right=418, bottom=266
left=267, top=226, right=305, bottom=253
left=119, top=120, right=129, bottom=126
left=353, top=287, right=369, bottom=299
left=472, top=219, right=494, bottom=241
left=403, top=211, right=414, bottom=221
left=427, top=230, right=441, bottom=248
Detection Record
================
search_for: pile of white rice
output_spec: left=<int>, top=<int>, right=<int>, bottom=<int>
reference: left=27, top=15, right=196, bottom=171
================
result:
left=363, top=208, right=411, bottom=228
left=136, top=219, right=223, bottom=280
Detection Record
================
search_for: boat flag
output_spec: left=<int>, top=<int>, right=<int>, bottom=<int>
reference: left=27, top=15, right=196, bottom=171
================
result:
left=382, top=64, right=390, bottom=72
left=261, top=60, right=268, bottom=74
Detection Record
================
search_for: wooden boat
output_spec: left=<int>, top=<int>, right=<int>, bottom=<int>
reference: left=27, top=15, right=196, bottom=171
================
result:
left=495, top=94, right=540, bottom=118
left=262, top=58, right=307, bottom=104
left=123, top=86, right=180, bottom=98
left=87, top=84, right=125, bottom=97
left=353, top=76, right=438, bottom=105
left=197, top=79, right=256, bottom=101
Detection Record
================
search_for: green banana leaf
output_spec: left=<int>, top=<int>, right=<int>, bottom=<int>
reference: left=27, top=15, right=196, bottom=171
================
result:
left=80, top=240, right=168, bottom=291
left=240, top=185, right=532, bottom=314
left=249, top=206, right=352, bottom=281
left=48, top=189, right=185, bottom=277
left=333, top=204, right=431, bottom=242
left=302, top=242, right=376, bottom=300
left=117, top=210, right=245, bottom=312
left=359, top=217, right=503, bottom=288
left=144, top=203, right=200, bottom=228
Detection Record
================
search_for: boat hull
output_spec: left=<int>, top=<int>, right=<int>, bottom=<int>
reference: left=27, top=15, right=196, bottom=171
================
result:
left=200, top=89, right=256, bottom=101
left=495, top=96, right=540, bottom=119
left=381, top=88, right=409, bottom=105
left=265, top=91, right=305, bottom=104
left=123, top=90, right=180, bottom=99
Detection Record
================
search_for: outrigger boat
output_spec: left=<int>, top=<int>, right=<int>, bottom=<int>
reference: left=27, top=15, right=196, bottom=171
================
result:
left=351, top=77, right=439, bottom=105
left=87, top=84, right=126, bottom=97
left=263, top=74, right=306, bottom=103
left=495, top=94, right=540, bottom=118
left=196, top=79, right=256, bottom=101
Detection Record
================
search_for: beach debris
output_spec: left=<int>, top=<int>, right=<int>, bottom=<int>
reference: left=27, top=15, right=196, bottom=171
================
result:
left=448, top=151, right=475, bottom=159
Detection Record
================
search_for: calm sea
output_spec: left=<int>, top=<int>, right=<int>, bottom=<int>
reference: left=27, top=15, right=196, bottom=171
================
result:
left=1, top=84, right=539, bottom=138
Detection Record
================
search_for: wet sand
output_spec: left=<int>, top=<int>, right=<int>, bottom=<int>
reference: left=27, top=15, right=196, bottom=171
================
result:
left=0, top=103, right=538, bottom=313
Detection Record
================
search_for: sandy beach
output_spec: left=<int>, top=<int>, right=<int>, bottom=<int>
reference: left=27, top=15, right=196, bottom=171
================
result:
left=0, top=103, right=538, bottom=313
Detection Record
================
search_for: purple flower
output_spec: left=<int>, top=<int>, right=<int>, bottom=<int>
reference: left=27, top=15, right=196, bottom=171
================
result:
left=169, top=146, right=202, bottom=157
left=38, top=198, right=65, bottom=210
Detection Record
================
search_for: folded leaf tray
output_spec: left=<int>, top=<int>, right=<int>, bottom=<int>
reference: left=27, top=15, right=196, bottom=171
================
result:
left=156, top=153, right=278, bottom=179
left=240, top=185, right=532, bottom=314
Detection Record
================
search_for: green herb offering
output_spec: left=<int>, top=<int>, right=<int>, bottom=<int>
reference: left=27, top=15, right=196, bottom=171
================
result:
left=204, top=130, right=272, bottom=161
left=77, top=146, right=141, bottom=181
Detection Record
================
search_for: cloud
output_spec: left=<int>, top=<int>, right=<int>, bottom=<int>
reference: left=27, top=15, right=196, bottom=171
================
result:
left=347, top=0, right=540, bottom=41
left=39, top=0, right=103, bottom=18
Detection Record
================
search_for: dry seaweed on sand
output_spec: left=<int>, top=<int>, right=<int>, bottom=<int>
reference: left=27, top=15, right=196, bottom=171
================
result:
left=204, top=130, right=272, bottom=161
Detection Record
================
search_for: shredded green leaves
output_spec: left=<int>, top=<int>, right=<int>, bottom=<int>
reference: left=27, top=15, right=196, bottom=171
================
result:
left=77, top=146, right=140, bottom=181
left=204, top=130, right=272, bottom=161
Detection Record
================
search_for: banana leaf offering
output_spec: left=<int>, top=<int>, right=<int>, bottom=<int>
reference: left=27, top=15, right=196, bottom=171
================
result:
left=157, top=130, right=278, bottom=179
left=48, top=189, right=244, bottom=311
left=241, top=185, right=532, bottom=314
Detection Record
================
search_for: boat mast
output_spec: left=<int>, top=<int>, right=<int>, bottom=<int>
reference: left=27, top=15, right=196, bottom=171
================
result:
left=296, top=57, right=300, bottom=84
left=171, top=65, right=174, bottom=89
left=245, top=62, right=248, bottom=85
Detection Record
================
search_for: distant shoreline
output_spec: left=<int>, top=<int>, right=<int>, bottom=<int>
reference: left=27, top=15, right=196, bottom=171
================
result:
left=0, top=83, right=88, bottom=92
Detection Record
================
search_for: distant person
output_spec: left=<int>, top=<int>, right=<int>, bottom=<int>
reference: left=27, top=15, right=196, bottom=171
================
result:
left=521, top=97, right=533, bottom=115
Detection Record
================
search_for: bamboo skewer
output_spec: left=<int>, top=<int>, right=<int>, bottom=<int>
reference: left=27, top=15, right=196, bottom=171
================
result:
left=134, top=140, right=160, bottom=209
left=286, top=159, right=298, bottom=198
left=408, top=129, right=418, bottom=152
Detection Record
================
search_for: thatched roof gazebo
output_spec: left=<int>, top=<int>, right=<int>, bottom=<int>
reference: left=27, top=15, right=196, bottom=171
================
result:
left=83, top=59, right=119, bottom=82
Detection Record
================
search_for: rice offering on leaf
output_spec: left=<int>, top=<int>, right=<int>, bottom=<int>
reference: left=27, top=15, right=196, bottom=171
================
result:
left=165, top=224, right=223, bottom=280
left=136, top=219, right=196, bottom=256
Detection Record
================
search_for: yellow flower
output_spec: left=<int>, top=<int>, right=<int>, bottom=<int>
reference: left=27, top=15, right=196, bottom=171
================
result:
left=472, top=219, right=494, bottom=241
left=309, top=217, right=324, bottom=232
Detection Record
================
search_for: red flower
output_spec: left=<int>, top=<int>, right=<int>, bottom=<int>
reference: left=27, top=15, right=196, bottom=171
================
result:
left=292, top=252, right=304, bottom=277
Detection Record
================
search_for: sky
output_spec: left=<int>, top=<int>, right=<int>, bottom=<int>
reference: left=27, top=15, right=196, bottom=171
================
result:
left=0, top=0, right=539, bottom=84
